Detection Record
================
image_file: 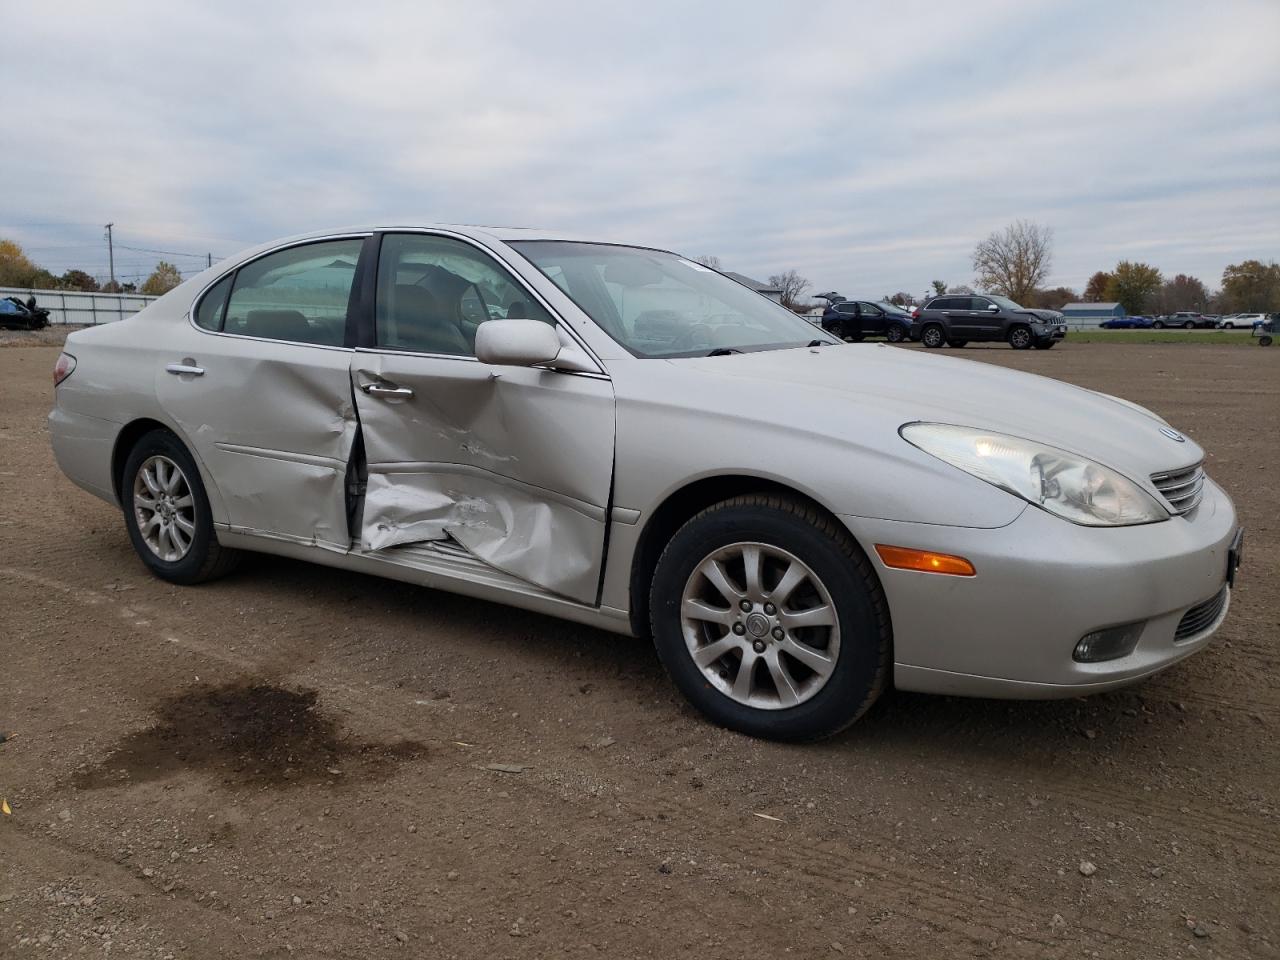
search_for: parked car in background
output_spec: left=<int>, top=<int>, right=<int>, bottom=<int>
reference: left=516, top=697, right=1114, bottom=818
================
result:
left=45, top=223, right=1240, bottom=740
left=1, top=296, right=50, bottom=330
left=1153, top=312, right=1218, bottom=329
left=820, top=300, right=913, bottom=343
left=912, top=294, right=1067, bottom=349
left=1222, top=313, right=1266, bottom=330
left=1100, top=315, right=1154, bottom=329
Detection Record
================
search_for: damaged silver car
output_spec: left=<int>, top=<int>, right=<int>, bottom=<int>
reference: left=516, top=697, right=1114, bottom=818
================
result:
left=49, top=225, right=1242, bottom=740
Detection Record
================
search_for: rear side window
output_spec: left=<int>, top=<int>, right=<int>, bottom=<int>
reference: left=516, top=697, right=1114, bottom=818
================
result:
left=222, top=239, right=363, bottom=346
left=194, top=274, right=232, bottom=331
left=931, top=297, right=958, bottom=310
left=835, top=302, right=858, bottom=316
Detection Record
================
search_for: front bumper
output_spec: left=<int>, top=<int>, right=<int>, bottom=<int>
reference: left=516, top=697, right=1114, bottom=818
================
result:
left=841, top=477, right=1238, bottom=698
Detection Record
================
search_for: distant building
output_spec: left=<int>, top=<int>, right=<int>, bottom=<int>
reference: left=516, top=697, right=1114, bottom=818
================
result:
left=1060, top=302, right=1126, bottom=320
left=724, top=271, right=784, bottom=303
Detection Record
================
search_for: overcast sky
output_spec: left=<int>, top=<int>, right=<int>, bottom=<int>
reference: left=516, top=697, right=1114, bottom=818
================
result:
left=3, top=0, right=1277, bottom=297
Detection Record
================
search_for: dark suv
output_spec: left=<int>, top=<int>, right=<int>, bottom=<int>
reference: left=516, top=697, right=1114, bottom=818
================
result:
left=912, top=294, right=1066, bottom=350
left=820, top=300, right=913, bottom=343
left=0, top=296, right=50, bottom=330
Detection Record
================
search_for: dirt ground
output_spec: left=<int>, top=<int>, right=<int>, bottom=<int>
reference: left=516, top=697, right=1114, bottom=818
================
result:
left=1, top=339, right=1277, bottom=959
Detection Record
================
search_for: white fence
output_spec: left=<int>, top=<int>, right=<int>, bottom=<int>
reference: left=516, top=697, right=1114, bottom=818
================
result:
left=1, top=286, right=159, bottom=325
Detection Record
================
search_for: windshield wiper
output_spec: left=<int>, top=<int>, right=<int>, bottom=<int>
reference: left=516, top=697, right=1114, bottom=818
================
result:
left=705, top=347, right=742, bottom=356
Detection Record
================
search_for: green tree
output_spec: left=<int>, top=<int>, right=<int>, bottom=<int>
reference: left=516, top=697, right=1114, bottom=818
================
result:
left=1083, top=271, right=1111, bottom=302
left=971, top=220, right=1053, bottom=303
left=1219, top=260, right=1280, bottom=313
left=60, top=269, right=99, bottom=292
left=1104, top=261, right=1162, bottom=315
left=141, top=261, right=183, bottom=296
left=930, top=280, right=947, bottom=296
left=0, top=239, right=39, bottom=287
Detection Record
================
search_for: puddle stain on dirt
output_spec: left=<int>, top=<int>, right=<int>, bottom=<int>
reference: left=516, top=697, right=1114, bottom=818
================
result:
left=74, top=682, right=425, bottom=789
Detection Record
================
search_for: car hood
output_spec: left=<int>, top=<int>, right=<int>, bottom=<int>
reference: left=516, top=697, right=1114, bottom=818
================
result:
left=676, top=345, right=1202, bottom=484
left=1016, top=308, right=1063, bottom=323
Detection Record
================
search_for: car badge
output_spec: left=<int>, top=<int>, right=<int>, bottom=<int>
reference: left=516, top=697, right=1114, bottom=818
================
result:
left=1159, top=426, right=1185, bottom=443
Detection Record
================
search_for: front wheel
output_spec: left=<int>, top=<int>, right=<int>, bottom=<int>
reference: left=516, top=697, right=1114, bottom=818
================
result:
left=1008, top=326, right=1033, bottom=349
left=947, top=339, right=968, bottom=348
left=1183, top=321, right=1195, bottom=329
left=1153, top=320, right=1165, bottom=329
left=649, top=495, right=890, bottom=741
left=1034, top=340, right=1056, bottom=350
left=121, top=429, right=240, bottom=585
left=1222, top=322, right=1235, bottom=329
left=886, top=325, right=906, bottom=343
left=921, top=324, right=946, bottom=348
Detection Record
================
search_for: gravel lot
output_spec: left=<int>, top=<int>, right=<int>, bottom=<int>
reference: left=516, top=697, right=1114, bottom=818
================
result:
left=1, top=340, right=1277, bottom=958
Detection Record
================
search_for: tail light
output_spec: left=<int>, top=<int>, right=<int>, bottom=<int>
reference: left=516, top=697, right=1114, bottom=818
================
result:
left=53, top=352, right=77, bottom=386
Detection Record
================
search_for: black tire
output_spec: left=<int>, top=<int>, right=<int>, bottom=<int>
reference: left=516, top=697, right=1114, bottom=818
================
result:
left=1033, top=340, right=1056, bottom=350
left=885, top=325, right=906, bottom=343
left=1222, top=322, right=1235, bottom=329
left=1183, top=321, right=1195, bottom=329
left=121, top=428, right=240, bottom=585
left=1152, top=320, right=1165, bottom=329
left=1008, top=325, right=1033, bottom=350
left=649, top=494, right=891, bottom=741
left=1260, top=335, right=1273, bottom=347
left=947, top=339, right=967, bottom=348
left=921, top=324, right=946, bottom=348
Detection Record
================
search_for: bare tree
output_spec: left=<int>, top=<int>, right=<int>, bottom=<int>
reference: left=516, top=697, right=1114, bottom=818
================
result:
left=971, top=220, right=1053, bottom=303
left=694, top=254, right=722, bottom=270
left=768, top=270, right=810, bottom=311
left=930, top=280, right=947, bottom=296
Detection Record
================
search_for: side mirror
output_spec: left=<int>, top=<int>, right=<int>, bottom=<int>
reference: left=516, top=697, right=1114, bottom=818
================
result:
left=475, top=318, right=562, bottom=367
left=987, top=303, right=1000, bottom=313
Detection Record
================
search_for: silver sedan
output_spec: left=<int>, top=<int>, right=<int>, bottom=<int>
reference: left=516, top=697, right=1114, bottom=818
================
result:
left=49, top=225, right=1242, bottom=740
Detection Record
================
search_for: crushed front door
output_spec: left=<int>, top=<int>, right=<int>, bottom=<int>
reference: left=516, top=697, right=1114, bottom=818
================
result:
left=350, top=354, right=615, bottom=604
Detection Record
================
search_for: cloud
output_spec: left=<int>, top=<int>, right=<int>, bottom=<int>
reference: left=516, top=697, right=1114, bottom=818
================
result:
left=2, top=0, right=1277, bottom=294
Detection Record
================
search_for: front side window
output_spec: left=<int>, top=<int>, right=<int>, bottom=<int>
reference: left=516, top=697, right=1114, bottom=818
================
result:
left=223, top=239, right=362, bottom=346
left=859, top=302, right=884, bottom=316
left=971, top=297, right=993, bottom=310
left=375, top=233, right=554, bottom=355
left=510, top=241, right=837, bottom=358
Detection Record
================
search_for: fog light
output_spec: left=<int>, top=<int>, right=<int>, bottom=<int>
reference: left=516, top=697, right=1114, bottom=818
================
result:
left=1073, top=622, right=1145, bottom=663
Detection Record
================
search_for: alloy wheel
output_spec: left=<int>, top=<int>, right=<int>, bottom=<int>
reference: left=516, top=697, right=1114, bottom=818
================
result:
left=1010, top=327, right=1031, bottom=348
left=133, top=455, right=197, bottom=562
left=680, top=542, right=840, bottom=710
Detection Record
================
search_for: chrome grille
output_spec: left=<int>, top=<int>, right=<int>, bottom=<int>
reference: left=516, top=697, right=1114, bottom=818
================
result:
left=1151, top=462, right=1205, bottom=517
left=1174, top=586, right=1228, bottom=641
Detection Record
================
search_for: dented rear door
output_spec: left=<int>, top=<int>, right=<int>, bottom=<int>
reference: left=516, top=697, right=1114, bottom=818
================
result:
left=156, top=236, right=367, bottom=550
left=350, top=231, right=615, bottom=604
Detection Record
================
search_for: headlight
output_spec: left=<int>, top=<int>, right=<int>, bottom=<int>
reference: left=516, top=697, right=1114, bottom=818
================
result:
left=901, top=423, right=1169, bottom=526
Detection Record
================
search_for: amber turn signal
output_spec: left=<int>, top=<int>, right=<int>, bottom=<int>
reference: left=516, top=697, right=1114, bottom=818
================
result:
left=874, top=544, right=976, bottom=577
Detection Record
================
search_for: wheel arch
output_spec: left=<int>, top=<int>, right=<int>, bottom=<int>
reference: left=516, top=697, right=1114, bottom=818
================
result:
left=110, top=417, right=227, bottom=522
left=626, top=474, right=877, bottom=637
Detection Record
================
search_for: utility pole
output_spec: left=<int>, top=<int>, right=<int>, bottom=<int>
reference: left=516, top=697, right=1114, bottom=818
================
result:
left=104, top=223, right=116, bottom=289
left=206, top=252, right=212, bottom=269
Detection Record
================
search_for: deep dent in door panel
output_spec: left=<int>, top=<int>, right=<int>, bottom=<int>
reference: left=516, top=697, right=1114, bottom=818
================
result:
left=351, top=354, right=614, bottom=602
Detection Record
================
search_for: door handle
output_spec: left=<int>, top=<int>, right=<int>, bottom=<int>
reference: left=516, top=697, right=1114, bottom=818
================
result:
left=361, top=382, right=415, bottom=399
left=165, top=362, right=205, bottom=376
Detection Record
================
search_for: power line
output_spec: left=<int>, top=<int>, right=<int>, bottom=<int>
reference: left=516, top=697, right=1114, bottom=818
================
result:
left=115, top=243, right=224, bottom=260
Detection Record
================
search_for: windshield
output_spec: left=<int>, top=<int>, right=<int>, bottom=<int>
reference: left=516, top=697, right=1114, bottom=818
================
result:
left=988, top=295, right=1025, bottom=311
left=510, top=241, right=838, bottom=357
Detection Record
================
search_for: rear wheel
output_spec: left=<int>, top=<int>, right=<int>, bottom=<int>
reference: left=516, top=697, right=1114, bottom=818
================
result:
left=921, top=324, right=946, bottom=348
left=1153, top=320, right=1166, bottom=329
left=650, top=495, right=891, bottom=741
left=1260, top=335, right=1273, bottom=347
left=885, top=325, right=906, bottom=343
left=1008, top=326, right=1033, bottom=350
left=1183, top=320, right=1195, bottom=329
left=121, top=429, right=240, bottom=585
